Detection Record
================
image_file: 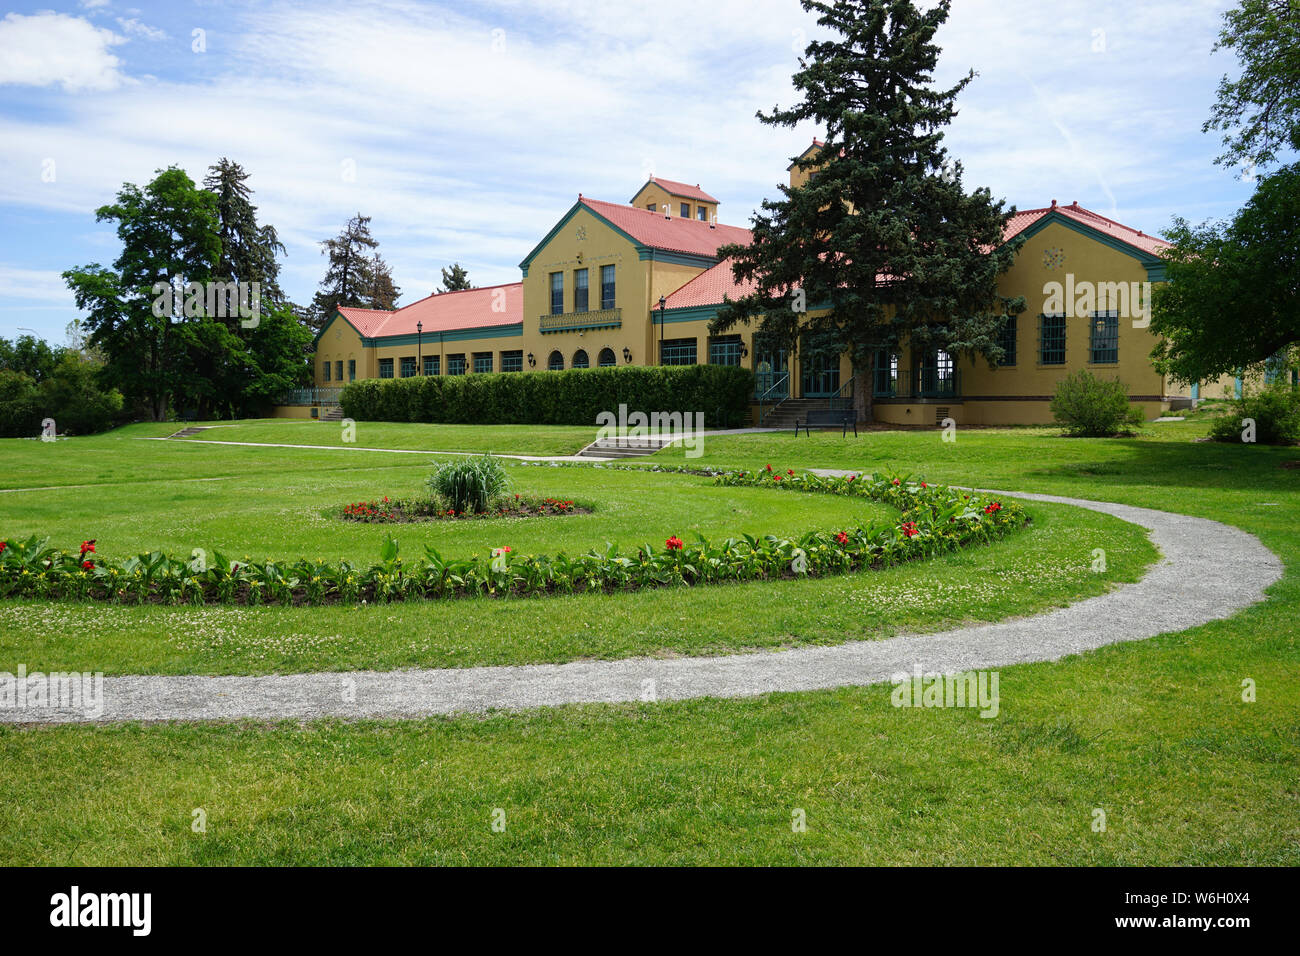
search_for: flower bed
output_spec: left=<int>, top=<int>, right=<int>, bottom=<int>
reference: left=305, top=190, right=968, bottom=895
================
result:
left=0, top=470, right=1027, bottom=606
left=339, top=494, right=590, bottom=523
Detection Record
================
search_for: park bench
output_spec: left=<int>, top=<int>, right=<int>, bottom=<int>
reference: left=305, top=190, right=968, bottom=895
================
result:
left=795, top=408, right=857, bottom=437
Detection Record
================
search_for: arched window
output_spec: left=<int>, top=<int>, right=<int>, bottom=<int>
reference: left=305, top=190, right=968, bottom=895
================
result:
left=598, top=347, right=616, bottom=367
left=572, top=349, right=589, bottom=369
left=548, top=350, right=564, bottom=371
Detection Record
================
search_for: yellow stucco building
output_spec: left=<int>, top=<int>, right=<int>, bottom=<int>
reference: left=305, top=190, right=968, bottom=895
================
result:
left=297, top=147, right=1220, bottom=425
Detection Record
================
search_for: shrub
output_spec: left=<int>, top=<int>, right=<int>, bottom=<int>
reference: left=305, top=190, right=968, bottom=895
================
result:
left=426, top=454, right=511, bottom=514
left=340, top=364, right=755, bottom=427
left=1050, top=370, right=1144, bottom=437
left=1208, top=384, right=1300, bottom=445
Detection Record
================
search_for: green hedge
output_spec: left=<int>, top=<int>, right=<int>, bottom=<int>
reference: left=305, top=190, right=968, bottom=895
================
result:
left=339, top=365, right=755, bottom=428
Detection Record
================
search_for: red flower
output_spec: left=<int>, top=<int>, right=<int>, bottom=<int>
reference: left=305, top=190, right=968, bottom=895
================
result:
left=892, top=478, right=900, bottom=486
left=0, top=541, right=6, bottom=553
left=983, top=502, right=1002, bottom=515
left=847, top=475, right=855, bottom=482
left=920, top=482, right=927, bottom=488
left=80, top=540, right=96, bottom=555
left=81, top=559, right=94, bottom=570
left=787, top=469, right=794, bottom=476
left=665, top=536, right=683, bottom=550
left=836, top=531, right=848, bottom=545
left=901, top=522, right=919, bottom=538
left=773, top=475, right=782, bottom=482
left=765, top=464, right=772, bottom=472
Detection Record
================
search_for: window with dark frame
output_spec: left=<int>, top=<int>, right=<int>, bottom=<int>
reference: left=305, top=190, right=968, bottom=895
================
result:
left=547, top=350, right=564, bottom=371
left=549, top=272, right=563, bottom=315
left=473, top=352, right=493, bottom=374
left=500, top=350, right=523, bottom=372
left=597, top=347, right=616, bottom=367
left=1089, top=311, right=1119, bottom=364
left=600, top=265, right=615, bottom=310
left=378, top=358, right=394, bottom=379
left=323, top=361, right=331, bottom=382
left=348, top=359, right=356, bottom=381
left=572, top=349, right=589, bottom=369
left=660, top=337, right=697, bottom=365
left=400, top=356, right=416, bottom=377
left=680, top=202, right=690, bottom=218
left=697, top=206, right=708, bottom=221
left=574, top=268, right=588, bottom=313
left=997, top=316, right=1017, bottom=366
left=1039, top=313, right=1066, bottom=365
left=423, top=355, right=439, bottom=376
left=336, top=360, right=343, bottom=381
left=709, top=335, right=743, bottom=366
left=447, top=353, right=466, bottom=375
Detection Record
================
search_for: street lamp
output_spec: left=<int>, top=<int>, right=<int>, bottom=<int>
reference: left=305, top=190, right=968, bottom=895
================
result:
left=657, top=295, right=666, bottom=364
left=416, top=321, right=423, bottom=375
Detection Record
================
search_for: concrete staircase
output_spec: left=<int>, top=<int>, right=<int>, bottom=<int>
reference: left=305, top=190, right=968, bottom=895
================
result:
left=759, top=398, right=840, bottom=430
left=167, top=426, right=209, bottom=438
left=321, top=405, right=345, bottom=421
left=577, top=436, right=677, bottom=459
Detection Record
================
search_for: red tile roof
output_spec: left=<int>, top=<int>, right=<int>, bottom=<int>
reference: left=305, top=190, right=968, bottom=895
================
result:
left=580, top=197, right=751, bottom=259
left=665, top=201, right=1170, bottom=309
left=663, top=258, right=757, bottom=310
left=336, top=283, right=523, bottom=339
left=633, top=176, right=720, bottom=204
left=334, top=306, right=395, bottom=338
left=1003, top=201, right=1172, bottom=256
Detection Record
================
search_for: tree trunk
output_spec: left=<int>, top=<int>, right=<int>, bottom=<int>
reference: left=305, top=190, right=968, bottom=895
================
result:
left=853, top=354, right=873, bottom=424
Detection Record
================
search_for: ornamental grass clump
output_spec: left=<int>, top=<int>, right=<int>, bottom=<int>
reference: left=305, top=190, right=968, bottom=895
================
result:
left=426, top=454, right=510, bottom=514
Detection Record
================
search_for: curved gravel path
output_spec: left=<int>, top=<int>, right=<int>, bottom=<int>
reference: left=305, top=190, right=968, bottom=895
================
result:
left=3, top=488, right=1282, bottom=724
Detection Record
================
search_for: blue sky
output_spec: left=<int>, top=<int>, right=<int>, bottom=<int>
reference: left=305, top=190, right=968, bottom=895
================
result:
left=0, top=0, right=1267, bottom=343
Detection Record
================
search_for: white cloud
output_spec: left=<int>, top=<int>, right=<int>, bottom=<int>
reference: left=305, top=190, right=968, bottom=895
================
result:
left=115, top=18, right=168, bottom=42
left=0, top=12, right=126, bottom=92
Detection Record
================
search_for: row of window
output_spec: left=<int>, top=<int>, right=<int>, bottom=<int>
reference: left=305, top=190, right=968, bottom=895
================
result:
left=551, top=265, right=616, bottom=315
left=322, top=359, right=356, bottom=382
left=997, top=312, right=1121, bottom=367
left=374, top=350, right=526, bottom=379
left=647, top=202, right=711, bottom=221
left=546, top=348, right=619, bottom=371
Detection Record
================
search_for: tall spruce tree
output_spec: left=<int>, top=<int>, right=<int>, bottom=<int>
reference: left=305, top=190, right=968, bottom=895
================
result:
left=712, top=0, right=1023, bottom=421
left=203, top=158, right=287, bottom=303
left=309, top=214, right=379, bottom=330
left=438, top=263, right=472, bottom=293
left=367, top=253, right=401, bottom=309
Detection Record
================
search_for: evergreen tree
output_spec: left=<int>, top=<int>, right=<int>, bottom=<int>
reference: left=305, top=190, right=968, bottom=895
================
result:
left=438, top=262, right=472, bottom=293
left=309, top=214, right=379, bottom=330
left=711, top=0, right=1023, bottom=421
left=203, top=158, right=286, bottom=303
left=367, top=253, right=401, bottom=309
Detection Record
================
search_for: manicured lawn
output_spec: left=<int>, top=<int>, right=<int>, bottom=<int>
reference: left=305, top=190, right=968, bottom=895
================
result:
left=1, top=417, right=1297, bottom=865
left=168, top=419, right=598, bottom=456
left=0, top=427, right=1154, bottom=673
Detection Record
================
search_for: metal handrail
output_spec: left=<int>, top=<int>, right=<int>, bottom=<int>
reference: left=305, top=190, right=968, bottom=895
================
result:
left=756, top=372, right=790, bottom=426
left=829, top=375, right=856, bottom=412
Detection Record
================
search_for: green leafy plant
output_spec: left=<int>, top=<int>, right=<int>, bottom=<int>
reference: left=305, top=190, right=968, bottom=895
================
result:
left=1209, top=383, right=1300, bottom=445
left=426, top=454, right=510, bottom=514
left=0, top=471, right=1028, bottom=607
left=1049, top=370, right=1145, bottom=437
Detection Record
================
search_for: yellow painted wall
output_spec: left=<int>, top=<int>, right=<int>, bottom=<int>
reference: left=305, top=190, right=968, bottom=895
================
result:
left=313, top=313, right=369, bottom=386
left=630, top=181, right=717, bottom=222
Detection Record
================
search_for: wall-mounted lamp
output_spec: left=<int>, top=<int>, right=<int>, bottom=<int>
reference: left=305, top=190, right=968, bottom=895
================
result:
left=740, top=343, right=749, bottom=359
left=622, top=347, right=632, bottom=364
left=527, top=352, right=536, bottom=368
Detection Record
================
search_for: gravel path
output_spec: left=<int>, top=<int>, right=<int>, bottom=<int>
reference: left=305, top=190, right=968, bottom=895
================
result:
left=3, top=488, right=1282, bottom=724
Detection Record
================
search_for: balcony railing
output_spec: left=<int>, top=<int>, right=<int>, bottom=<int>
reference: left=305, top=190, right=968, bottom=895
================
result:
left=539, top=308, right=622, bottom=333
left=279, top=387, right=344, bottom=405
left=872, top=369, right=961, bottom=400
